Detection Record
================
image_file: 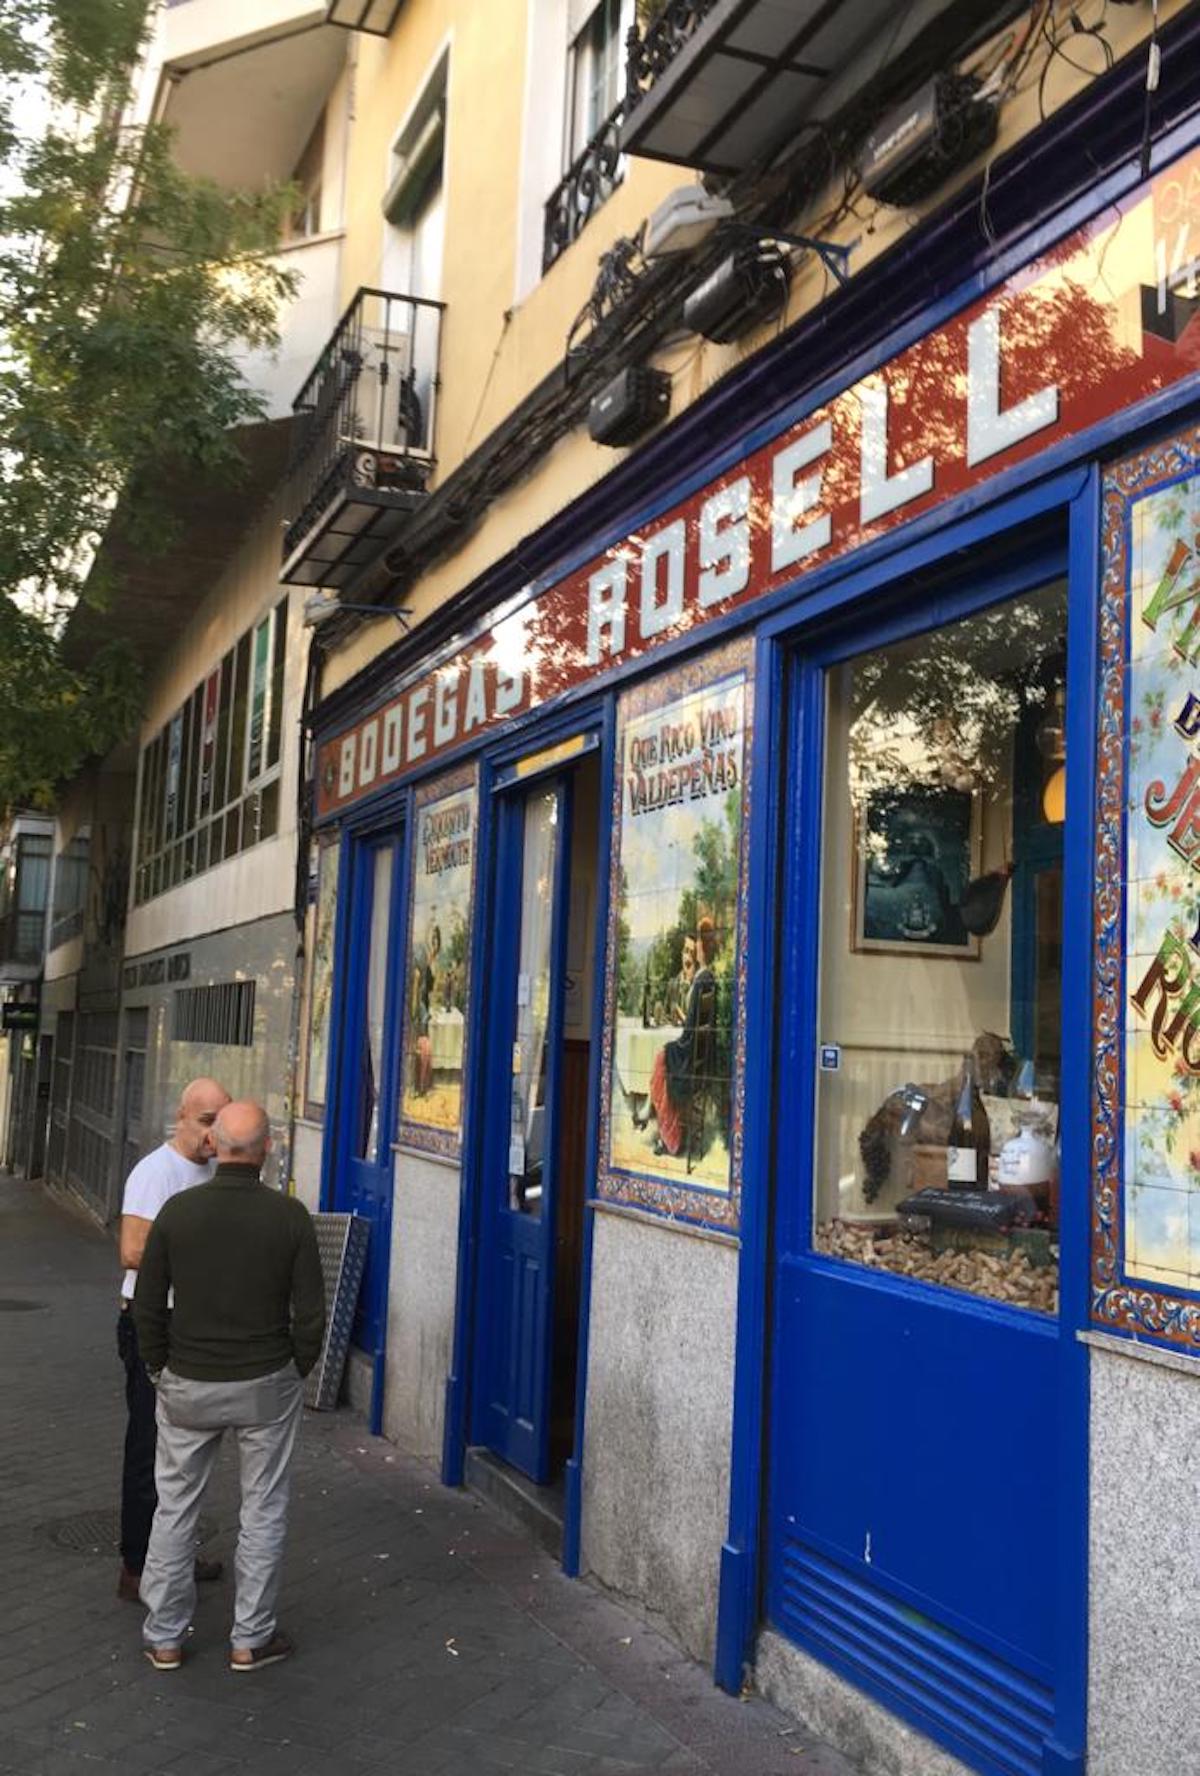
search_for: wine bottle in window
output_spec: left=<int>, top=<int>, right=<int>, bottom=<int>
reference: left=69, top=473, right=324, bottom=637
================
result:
left=947, top=1054, right=990, bottom=1189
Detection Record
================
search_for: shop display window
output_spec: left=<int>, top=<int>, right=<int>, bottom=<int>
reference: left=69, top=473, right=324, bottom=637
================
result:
left=812, top=581, right=1067, bottom=1314
left=398, top=775, right=477, bottom=1148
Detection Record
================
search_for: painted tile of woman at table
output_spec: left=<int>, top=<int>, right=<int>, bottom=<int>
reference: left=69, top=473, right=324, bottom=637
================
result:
left=666, top=935, right=697, bottom=1025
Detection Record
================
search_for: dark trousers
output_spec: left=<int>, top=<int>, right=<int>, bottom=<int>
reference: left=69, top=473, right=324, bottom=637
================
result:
left=117, top=1308, right=157, bottom=1574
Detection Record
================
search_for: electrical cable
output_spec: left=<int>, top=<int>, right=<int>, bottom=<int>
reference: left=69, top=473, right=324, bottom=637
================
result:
left=1140, top=0, right=1161, bottom=180
left=462, top=307, right=513, bottom=454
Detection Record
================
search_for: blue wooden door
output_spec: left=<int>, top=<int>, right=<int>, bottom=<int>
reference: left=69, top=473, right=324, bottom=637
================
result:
left=476, top=775, right=572, bottom=1481
left=334, top=830, right=403, bottom=1360
left=766, top=574, right=1077, bottom=1776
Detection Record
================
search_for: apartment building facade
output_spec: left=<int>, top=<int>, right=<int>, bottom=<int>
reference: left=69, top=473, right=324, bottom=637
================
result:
left=15, top=1, right=1200, bottom=1772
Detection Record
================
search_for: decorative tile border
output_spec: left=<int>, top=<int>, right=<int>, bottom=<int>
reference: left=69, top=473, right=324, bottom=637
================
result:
left=1091, top=423, right=1200, bottom=1351
left=397, top=762, right=478, bottom=1161
left=596, top=637, right=754, bottom=1234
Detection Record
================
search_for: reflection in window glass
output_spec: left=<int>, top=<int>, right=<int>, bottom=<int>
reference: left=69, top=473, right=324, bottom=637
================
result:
left=358, top=846, right=393, bottom=1160
left=812, top=582, right=1066, bottom=1315
left=509, top=790, right=559, bottom=1217
left=306, top=837, right=339, bottom=1113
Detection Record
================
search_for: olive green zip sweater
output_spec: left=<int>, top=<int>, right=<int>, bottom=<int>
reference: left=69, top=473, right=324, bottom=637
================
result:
left=133, top=1163, right=326, bottom=1381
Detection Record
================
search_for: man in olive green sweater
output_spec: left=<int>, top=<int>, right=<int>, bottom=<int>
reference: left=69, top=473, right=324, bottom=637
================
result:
left=133, top=1101, right=325, bottom=1673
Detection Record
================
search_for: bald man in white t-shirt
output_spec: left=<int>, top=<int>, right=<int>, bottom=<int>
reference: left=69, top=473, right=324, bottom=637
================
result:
left=117, top=1077, right=230, bottom=1602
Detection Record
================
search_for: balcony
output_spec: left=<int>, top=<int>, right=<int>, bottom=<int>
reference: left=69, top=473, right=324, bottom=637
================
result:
left=620, top=0, right=971, bottom=178
left=544, top=99, right=627, bottom=275
left=158, top=6, right=345, bottom=192
left=0, top=911, right=47, bottom=974
left=323, top=0, right=405, bottom=32
left=0, top=823, right=52, bottom=984
left=281, top=287, right=443, bottom=589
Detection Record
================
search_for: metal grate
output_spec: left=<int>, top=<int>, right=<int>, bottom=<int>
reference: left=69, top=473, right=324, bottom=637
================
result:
left=172, top=980, right=256, bottom=1047
left=43, top=1508, right=216, bottom=1555
left=775, top=1540, right=1055, bottom=1776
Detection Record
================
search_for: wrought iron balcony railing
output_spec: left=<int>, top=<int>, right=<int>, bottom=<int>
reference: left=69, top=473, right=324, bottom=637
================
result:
left=543, top=99, right=627, bottom=274
left=624, top=1, right=720, bottom=113
left=281, top=286, right=443, bottom=589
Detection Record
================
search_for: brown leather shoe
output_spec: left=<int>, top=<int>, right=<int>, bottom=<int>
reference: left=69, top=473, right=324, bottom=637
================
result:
left=144, top=1644, right=183, bottom=1671
left=194, top=1556, right=223, bottom=1583
left=229, top=1631, right=293, bottom=1672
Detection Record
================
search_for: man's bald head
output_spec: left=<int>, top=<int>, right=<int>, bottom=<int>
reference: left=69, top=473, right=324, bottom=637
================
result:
left=213, top=1101, right=271, bottom=1168
left=172, top=1077, right=231, bottom=1164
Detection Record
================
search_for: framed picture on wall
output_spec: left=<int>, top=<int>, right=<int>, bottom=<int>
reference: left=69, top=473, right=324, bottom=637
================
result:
left=852, top=784, right=982, bottom=958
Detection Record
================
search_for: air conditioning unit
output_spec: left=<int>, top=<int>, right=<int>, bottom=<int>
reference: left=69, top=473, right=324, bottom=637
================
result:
left=859, top=73, right=997, bottom=208
left=683, top=243, right=791, bottom=344
left=587, top=367, right=672, bottom=447
left=644, top=186, right=735, bottom=258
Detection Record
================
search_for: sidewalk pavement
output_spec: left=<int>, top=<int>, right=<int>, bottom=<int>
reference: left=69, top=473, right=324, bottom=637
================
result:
left=0, top=1171, right=861, bottom=1776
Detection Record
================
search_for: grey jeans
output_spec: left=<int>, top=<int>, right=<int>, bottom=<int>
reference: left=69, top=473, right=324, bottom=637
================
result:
left=140, top=1362, right=304, bottom=1650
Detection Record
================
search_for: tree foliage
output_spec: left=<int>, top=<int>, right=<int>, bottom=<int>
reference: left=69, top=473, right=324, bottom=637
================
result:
left=0, top=0, right=295, bottom=809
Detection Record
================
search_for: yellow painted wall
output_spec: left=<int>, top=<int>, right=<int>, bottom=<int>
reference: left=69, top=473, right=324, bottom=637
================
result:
left=318, top=0, right=1182, bottom=700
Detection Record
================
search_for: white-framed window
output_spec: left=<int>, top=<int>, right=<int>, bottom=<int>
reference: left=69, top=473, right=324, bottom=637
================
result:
left=284, top=114, right=325, bottom=243
left=381, top=46, right=448, bottom=301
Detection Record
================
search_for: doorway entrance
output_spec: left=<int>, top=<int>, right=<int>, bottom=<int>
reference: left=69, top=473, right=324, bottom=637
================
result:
left=472, top=744, right=601, bottom=1495
left=332, top=826, right=405, bottom=1380
left=765, top=564, right=1083, bottom=1776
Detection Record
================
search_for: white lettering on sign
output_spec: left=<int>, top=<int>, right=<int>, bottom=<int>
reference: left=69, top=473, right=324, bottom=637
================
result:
left=771, top=422, right=832, bottom=574
left=495, top=661, right=524, bottom=716
left=640, top=520, right=686, bottom=639
left=434, top=673, right=457, bottom=748
left=1156, top=221, right=1200, bottom=313
left=858, top=379, right=934, bottom=523
left=339, top=736, right=356, bottom=796
left=698, top=478, right=751, bottom=608
left=588, top=558, right=629, bottom=664
left=382, top=707, right=404, bottom=774
left=408, top=685, right=429, bottom=760
left=463, top=659, right=487, bottom=733
left=359, top=718, right=379, bottom=787
left=966, top=306, right=1060, bottom=468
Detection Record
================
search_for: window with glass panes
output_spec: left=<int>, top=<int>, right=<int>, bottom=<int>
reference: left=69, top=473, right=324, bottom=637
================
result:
left=134, top=599, right=288, bottom=905
left=566, top=0, right=624, bottom=165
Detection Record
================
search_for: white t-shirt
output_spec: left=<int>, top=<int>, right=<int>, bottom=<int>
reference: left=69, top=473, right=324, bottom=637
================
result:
left=121, top=1143, right=214, bottom=1299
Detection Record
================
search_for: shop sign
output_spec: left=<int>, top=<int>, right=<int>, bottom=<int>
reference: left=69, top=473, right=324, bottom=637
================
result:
left=2, top=1002, right=38, bottom=1032
left=597, top=640, right=752, bottom=1230
left=1093, top=422, right=1200, bottom=1351
left=397, top=767, right=478, bottom=1156
left=319, top=142, right=1200, bottom=819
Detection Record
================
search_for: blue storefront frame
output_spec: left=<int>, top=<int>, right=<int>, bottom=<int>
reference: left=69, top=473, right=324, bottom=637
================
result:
left=441, top=698, right=616, bottom=1575
left=735, top=486, right=1094, bottom=1776
left=318, top=788, right=413, bottom=1433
